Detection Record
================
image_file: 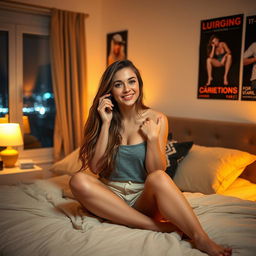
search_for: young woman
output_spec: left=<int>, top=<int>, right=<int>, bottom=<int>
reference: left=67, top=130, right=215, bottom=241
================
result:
left=206, top=34, right=232, bottom=86
left=70, top=60, right=232, bottom=256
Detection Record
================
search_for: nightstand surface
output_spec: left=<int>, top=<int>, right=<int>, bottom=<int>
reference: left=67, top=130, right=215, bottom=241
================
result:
left=0, top=165, right=43, bottom=185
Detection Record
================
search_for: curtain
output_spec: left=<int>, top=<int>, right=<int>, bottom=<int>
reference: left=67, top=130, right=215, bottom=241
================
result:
left=50, top=9, right=87, bottom=161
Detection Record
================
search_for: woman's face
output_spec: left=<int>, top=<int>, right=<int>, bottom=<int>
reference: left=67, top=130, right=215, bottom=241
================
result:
left=211, top=37, right=220, bottom=46
left=111, top=67, right=140, bottom=108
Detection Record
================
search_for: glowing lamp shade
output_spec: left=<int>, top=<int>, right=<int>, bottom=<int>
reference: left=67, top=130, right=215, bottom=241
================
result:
left=0, top=123, right=23, bottom=168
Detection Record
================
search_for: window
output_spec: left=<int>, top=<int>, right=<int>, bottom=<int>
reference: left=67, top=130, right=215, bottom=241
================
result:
left=23, top=33, right=55, bottom=149
left=0, top=9, right=55, bottom=164
left=0, top=30, right=8, bottom=119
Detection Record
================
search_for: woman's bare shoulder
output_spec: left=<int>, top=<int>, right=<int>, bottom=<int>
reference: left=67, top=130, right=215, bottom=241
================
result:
left=220, top=41, right=227, bottom=47
left=144, top=109, right=168, bottom=123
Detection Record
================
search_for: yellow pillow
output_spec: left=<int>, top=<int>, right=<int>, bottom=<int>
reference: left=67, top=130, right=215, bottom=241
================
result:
left=173, top=145, right=256, bottom=194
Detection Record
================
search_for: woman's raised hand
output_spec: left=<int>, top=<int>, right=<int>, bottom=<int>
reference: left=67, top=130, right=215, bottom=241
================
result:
left=140, top=116, right=162, bottom=141
left=97, top=94, right=114, bottom=123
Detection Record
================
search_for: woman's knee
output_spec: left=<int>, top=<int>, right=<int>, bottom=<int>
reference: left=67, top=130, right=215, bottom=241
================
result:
left=226, top=53, right=232, bottom=61
left=146, top=170, right=170, bottom=188
left=69, top=172, right=93, bottom=196
left=206, top=57, right=212, bottom=64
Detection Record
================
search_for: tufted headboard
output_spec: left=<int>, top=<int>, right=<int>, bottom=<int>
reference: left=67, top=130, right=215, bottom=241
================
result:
left=167, top=116, right=256, bottom=155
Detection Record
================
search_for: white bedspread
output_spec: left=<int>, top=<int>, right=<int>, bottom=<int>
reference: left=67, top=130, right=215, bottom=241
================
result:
left=0, top=175, right=255, bottom=256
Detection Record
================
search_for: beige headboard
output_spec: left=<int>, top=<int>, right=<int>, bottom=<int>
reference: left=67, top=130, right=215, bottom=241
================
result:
left=167, top=116, right=256, bottom=155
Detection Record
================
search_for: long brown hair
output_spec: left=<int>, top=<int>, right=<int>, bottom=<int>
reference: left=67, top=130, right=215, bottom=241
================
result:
left=79, top=60, right=148, bottom=175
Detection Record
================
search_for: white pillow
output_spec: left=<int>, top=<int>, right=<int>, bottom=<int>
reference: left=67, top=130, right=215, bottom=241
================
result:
left=173, top=144, right=256, bottom=194
left=49, top=148, right=97, bottom=177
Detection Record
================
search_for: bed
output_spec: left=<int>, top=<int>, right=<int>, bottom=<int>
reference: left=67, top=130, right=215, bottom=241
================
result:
left=0, top=116, right=256, bottom=256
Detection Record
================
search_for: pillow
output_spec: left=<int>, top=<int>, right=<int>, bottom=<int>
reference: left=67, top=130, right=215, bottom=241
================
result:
left=165, top=133, right=194, bottom=178
left=173, top=144, right=256, bottom=194
left=49, top=148, right=96, bottom=177
left=49, top=148, right=82, bottom=175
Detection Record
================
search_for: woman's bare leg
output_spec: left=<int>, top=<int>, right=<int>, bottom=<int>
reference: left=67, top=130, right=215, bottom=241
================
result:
left=206, top=57, right=213, bottom=86
left=133, top=170, right=232, bottom=256
left=206, top=58, right=224, bottom=86
left=69, top=172, right=178, bottom=232
left=223, top=54, right=232, bottom=85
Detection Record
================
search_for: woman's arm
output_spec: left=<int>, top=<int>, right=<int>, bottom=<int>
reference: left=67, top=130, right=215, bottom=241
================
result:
left=140, top=113, right=168, bottom=173
left=208, top=44, right=215, bottom=58
left=89, top=95, right=113, bottom=174
left=222, top=42, right=231, bottom=55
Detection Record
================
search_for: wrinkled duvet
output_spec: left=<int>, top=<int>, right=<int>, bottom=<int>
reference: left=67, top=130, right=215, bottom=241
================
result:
left=0, top=175, right=256, bottom=256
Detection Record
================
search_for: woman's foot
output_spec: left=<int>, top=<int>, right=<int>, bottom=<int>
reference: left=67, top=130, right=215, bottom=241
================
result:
left=206, top=77, right=213, bottom=86
left=148, top=219, right=231, bottom=255
left=224, top=77, right=228, bottom=85
left=194, top=234, right=232, bottom=256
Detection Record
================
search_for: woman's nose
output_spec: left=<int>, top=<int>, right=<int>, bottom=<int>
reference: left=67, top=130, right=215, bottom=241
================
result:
left=123, top=83, right=130, bottom=92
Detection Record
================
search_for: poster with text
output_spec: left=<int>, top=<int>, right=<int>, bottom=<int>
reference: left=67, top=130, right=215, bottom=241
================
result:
left=242, top=15, right=256, bottom=101
left=198, top=14, right=243, bottom=100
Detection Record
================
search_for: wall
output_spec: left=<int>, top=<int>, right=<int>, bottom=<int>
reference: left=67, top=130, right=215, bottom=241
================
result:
left=16, top=0, right=256, bottom=123
left=101, top=0, right=256, bottom=123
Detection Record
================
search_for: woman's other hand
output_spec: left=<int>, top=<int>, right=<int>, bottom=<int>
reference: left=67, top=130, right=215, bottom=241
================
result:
left=140, top=116, right=162, bottom=141
left=97, top=94, right=114, bottom=123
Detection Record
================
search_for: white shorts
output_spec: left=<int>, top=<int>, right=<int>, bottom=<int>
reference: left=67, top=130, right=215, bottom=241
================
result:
left=100, top=178, right=144, bottom=207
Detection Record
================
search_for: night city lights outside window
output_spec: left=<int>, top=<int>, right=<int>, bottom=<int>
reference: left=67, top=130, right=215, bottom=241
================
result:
left=0, top=10, right=55, bottom=157
left=23, top=34, right=55, bottom=149
left=0, top=31, right=8, bottom=121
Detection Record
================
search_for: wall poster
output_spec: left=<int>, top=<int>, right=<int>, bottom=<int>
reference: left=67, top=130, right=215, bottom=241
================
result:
left=198, top=14, right=243, bottom=100
left=106, top=30, right=128, bottom=67
left=242, top=15, right=256, bottom=101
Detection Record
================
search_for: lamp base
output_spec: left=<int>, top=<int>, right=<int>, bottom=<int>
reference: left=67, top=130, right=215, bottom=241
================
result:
left=0, top=147, right=19, bottom=168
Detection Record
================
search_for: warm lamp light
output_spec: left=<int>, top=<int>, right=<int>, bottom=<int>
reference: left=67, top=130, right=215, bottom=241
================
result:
left=0, top=116, right=8, bottom=123
left=0, top=123, right=23, bottom=168
left=22, top=115, right=31, bottom=134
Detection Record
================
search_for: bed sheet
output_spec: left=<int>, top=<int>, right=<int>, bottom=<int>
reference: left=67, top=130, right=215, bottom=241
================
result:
left=0, top=175, right=256, bottom=256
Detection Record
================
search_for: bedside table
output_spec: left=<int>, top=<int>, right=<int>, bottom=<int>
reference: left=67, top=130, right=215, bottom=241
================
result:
left=0, top=165, right=43, bottom=185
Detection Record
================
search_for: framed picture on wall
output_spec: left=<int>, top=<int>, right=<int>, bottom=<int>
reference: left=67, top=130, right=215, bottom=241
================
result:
left=241, top=15, right=256, bottom=101
left=106, top=30, right=128, bottom=66
left=197, top=14, right=243, bottom=100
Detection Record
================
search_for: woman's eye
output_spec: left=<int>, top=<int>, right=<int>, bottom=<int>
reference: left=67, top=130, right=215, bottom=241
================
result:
left=129, top=80, right=136, bottom=85
left=114, top=83, right=122, bottom=88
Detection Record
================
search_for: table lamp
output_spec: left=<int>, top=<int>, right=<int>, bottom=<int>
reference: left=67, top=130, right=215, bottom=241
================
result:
left=0, top=123, right=23, bottom=168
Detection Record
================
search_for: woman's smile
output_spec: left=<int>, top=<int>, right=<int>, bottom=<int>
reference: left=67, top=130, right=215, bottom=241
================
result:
left=122, top=93, right=134, bottom=101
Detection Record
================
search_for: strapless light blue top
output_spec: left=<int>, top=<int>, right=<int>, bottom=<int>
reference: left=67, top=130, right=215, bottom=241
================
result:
left=100, top=142, right=147, bottom=182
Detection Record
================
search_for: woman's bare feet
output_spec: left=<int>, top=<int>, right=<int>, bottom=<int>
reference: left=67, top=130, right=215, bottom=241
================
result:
left=223, top=75, right=228, bottom=85
left=193, top=234, right=232, bottom=256
left=153, top=221, right=232, bottom=255
left=206, top=77, right=213, bottom=86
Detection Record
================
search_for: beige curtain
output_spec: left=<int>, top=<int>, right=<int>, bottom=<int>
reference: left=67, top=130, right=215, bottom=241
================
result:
left=50, top=9, right=87, bottom=161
